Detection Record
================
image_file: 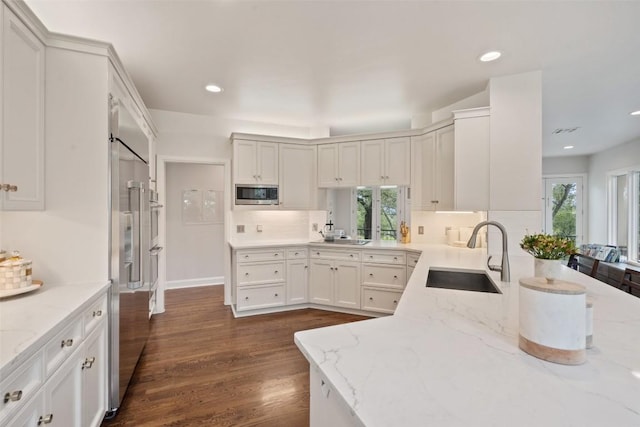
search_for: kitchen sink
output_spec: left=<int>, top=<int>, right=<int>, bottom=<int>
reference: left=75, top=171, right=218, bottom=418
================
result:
left=318, top=239, right=371, bottom=245
left=426, top=268, right=501, bottom=294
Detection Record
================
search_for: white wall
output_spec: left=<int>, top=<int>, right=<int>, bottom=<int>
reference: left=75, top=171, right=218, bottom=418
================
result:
left=1, top=48, right=109, bottom=286
left=165, top=162, right=225, bottom=285
left=542, top=155, right=589, bottom=175
left=588, top=137, right=640, bottom=243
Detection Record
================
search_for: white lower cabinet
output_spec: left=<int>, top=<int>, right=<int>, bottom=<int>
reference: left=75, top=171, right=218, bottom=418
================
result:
left=237, top=285, right=286, bottom=311
left=287, top=258, right=309, bottom=304
left=2, top=292, right=108, bottom=427
left=309, top=366, right=357, bottom=427
left=309, top=259, right=360, bottom=309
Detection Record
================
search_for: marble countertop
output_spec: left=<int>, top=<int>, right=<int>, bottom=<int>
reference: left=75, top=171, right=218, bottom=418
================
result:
left=0, top=281, right=109, bottom=379
left=229, top=238, right=425, bottom=251
left=295, top=244, right=640, bottom=426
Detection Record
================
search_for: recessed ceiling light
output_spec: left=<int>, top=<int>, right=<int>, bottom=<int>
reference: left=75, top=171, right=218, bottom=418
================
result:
left=479, top=51, right=501, bottom=62
left=205, top=84, right=223, bottom=93
left=631, top=110, right=640, bottom=116
left=564, top=145, right=574, bottom=150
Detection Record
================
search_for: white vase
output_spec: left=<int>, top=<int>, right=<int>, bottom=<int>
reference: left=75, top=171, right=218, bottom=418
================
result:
left=534, top=258, right=562, bottom=283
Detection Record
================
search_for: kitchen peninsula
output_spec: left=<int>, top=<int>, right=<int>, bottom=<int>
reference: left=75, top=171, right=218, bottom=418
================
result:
left=295, top=244, right=640, bottom=426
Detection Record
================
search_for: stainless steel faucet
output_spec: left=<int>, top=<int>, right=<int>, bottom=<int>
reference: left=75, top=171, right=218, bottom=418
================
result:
left=467, top=220, right=510, bottom=282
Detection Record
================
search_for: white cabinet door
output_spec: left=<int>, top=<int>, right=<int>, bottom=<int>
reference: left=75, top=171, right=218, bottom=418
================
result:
left=1, top=5, right=45, bottom=210
left=384, top=137, right=410, bottom=185
left=44, top=349, right=83, bottom=427
left=317, top=144, right=338, bottom=187
left=233, top=140, right=278, bottom=185
left=6, top=391, right=44, bottom=427
left=360, top=140, right=385, bottom=186
left=454, top=109, right=490, bottom=211
left=435, top=126, right=455, bottom=211
left=279, top=144, right=316, bottom=209
left=286, top=259, right=308, bottom=304
left=309, top=260, right=333, bottom=305
left=337, top=141, right=360, bottom=186
left=411, top=126, right=454, bottom=211
left=82, top=321, right=107, bottom=427
left=334, top=261, right=361, bottom=309
left=233, top=140, right=258, bottom=184
left=257, top=142, right=279, bottom=185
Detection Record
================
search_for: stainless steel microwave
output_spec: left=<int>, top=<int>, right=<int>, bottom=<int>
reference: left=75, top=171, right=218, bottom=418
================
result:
left=235, top=184, right=279, bottom=205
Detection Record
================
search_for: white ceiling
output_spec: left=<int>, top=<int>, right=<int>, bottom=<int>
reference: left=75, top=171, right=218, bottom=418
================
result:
left=24, top=0, right=640, bottom=157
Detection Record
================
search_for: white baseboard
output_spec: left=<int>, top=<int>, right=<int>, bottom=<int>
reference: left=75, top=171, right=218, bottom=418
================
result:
left=165, top=277, right=224, bottom=290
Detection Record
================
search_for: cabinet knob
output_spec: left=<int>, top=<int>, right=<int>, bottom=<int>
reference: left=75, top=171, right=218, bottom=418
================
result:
left=330, top=267, right=334, bottom=271
left=38, top=414, right=54, bottom=425
left=245, top=272, right=249, bottom=276
left=3, top=390, right=22, bottom=403
left=369, top=255, right=373, bottom=259
left=339, top=177, right=343, bottom=181
left=304, top=265, right=308, bottom=269
left=394, top=275, right=398, bottom=279
left=369, top=273, right=374, bottom=277
left=394, top=257, right=398, bottom=260
left=334, top=267, right=338, bottom=271
left=245, top=296, right=249, bottom=300
left=274, top=270, right=279, bottom=274
left=274, top=293, right=279, bottom=297
left=385, top=176, right=389, bottom=180
left=349, top=254, right=354, bottom=258
left=369, top=297, right=374, bottom=301
left=380, top=175, right=385, bottom=180
left=316, top=252, right=320, bottom=255
left=244, top=255, right=249, bottom=258
left=393, top=300, right=398, bottom=304
left=274, top=253, right=279, bottom=256
left=61, top=339, right=73, bottom=348
left=82, top=357, right=96, bottom=370
left=92, top=310, right=102, bottom=317
left=295, top=252, right=299, bottom=255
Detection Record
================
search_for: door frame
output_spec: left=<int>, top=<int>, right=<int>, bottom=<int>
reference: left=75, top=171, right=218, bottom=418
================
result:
left=156, top=156, right=232, bottom=313
left=541, top=173, right=587, bottom=245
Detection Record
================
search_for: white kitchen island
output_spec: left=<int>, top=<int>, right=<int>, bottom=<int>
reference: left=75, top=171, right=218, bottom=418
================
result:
left=295, top=244, right=640, bottom=426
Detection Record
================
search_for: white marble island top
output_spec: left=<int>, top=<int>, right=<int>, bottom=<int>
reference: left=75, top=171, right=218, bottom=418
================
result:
left=0, top=281, right=109, bottom=380
left=295, top=245, right=640, bottom=426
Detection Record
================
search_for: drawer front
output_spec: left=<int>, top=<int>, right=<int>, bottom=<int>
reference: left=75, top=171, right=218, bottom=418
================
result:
left=286, top=248, right=308, bottom=260
left=407, top=252, right=420, bottom=267
left=361, top=288, right=402, bottom=314
left=236, top=249, right=285, bottom=263
left=362, top=264, right=406, bottom=288
left=237, top=285, right=286, bottom=311
left=362, top=250, right=405, bottom=265
left=44, top=318, right=83, bottom=378
left=310, top=248, right=361, bottom=262
left=83, top=293, right=107, bottom=336
left=237, top=262, right=286, bottom=286
left=0, top=352, right=43, bottom=424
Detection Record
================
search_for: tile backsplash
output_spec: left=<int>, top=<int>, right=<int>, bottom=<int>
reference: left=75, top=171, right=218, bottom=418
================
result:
left=230, top=210, right=327, bottom=242
left=410, top=211, right=487, bottom=246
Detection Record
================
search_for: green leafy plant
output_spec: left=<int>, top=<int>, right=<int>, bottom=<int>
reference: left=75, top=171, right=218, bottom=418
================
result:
left=520, top=233, right=576, bottom=259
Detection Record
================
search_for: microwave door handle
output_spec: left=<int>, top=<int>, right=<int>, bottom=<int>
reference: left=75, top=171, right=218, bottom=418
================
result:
left=149, top=246, right=163, bottom=256
left=127, top=181, right=144, bottom=290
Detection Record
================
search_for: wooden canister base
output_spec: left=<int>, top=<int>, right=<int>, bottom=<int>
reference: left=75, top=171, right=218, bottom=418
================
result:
left=519, top=335, right=586, bottom=365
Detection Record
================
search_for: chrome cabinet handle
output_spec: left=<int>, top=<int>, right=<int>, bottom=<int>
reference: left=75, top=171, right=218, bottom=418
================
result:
left=93, top=310, right=102, bottom=317
left=3, top=390, right=22, bottom=403
left=82, top=357, right=96, bottom=370
left=61, top=339, right=73, bottom=348
left=38, top=414, right=53, bottom=425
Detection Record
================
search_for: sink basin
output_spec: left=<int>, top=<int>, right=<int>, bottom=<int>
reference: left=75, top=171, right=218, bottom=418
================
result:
left=319, top=239, right=371, bottom=245
left=426, top=268, right=501, bottom=294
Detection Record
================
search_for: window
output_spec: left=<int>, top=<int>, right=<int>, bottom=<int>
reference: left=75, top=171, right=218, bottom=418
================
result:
left=608, top=170, right=640, bottom=264
left=541, top=176, right=584, bottom=245
left=355, top=186, right=405, bottom=240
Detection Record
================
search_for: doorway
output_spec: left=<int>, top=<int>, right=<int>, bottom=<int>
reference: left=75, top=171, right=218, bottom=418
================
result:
left=541, top=175, right=585, bottom=245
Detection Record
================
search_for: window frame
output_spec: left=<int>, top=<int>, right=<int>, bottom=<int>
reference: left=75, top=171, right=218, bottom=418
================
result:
left=607, top=166, right=640, bottom=265
left=351, top=186, right=407, bottom=241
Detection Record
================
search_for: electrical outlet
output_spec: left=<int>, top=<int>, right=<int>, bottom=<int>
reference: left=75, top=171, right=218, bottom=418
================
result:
left=257, top=225, right=263, bottom=232
left=237, top=225, right=245, bottom=233
left=418, top=226, right=424, bottom=235
left=312, top=223, right=318, bottom=232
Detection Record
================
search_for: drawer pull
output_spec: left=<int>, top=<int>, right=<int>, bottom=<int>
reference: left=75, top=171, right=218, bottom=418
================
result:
left=334, top=267, right=338, bottom=271
left=274, top=270, right=279, bottom=274
left=61, top=339, right=74, bottom=348
left=304, top=265, right=308, bottom=269
left=3, top=390, right=22, bottom=403
left=245, top=272, right=250, bottom=276
left=369, top=273, right=374, bottom=277
left=38, top=414, right=54, bottom=425
left=82, top=357, right=96, bottom=370
left=316, top=252, right=320, bottom=255
left=244, top=255, right=249, bottom=258
left=274, top=253, right=279, bottom=256
left=330, top=267, right=334, bottom=271
left=394, top=275, right=398, bottom=279
left=295, top=252, right=299, bottom=256
left=393, top=300, right=398, bottom=304
left=245, top=296, right=249, bottom=300
left=369, top=255, right=373, bottom=259
left=93, top=310, right=103, bottom=317
left=350, top=254, right=354, bottom=258
left=369, top=297, right=374, bottom=301
left=274, top=293, right=279, bottom=297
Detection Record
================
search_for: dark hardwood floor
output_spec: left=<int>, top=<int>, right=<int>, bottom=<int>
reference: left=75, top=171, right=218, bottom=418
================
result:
left=102, top=286, right=368, bottom=427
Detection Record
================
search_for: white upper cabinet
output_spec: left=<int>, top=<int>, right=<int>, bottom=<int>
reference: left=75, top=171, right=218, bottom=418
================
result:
left=454, top=108, right=490, bottom=211
left=317, top=141, right=360, bottom=188
left=279, top=144, right=317, bottom=209
left=411, top=125, right=454, bottom=211
left=1, top=5, right=45, bottom=210
left=361, top=137, right=410, bottom=186
left=233, top=140, right=279, bottom=185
